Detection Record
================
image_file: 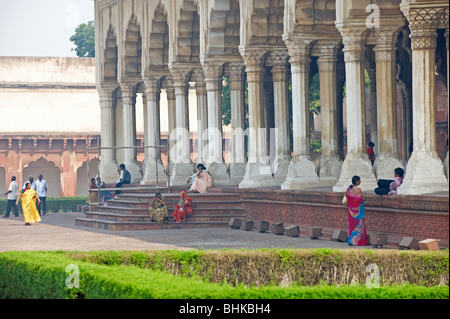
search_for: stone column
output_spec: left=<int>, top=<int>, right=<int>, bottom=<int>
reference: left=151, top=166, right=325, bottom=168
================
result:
left=396, top=13, right=448, bottom=194
left=141, top=77, right=166, bottom=185
left=228, top=62, right=247, bottom=184
left=373, top=27, right=405, bottom=180
left=203, top=62, right=230, bottom=185
left=97, top=86, right=119, bottom=183
left=271, top=54, right=291, bottom=183
left=281, top=41, right=321, bottom=190
left=332, top=28, right=377, bottom=192
left=316, top=40, right=343, bottom=186
left=119, top=82, right=142, bottom=183
left=195, top=80, right=208, bottom=164
left=166, top=85, right=176, bottom=170
left=169, top=68, right=194, bottom=185
left=239, top=47, right=275, bottom=188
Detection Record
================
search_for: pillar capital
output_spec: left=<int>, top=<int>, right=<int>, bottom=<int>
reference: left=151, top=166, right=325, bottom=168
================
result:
left=284, top=39, right=312, bottom=65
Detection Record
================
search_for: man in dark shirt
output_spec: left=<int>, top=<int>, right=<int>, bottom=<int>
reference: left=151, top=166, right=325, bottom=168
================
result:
left=115, top=163, right=131, bottom=196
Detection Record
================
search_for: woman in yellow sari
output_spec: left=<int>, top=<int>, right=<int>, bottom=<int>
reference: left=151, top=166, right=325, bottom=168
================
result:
left=16, top=182, right=41, bottom=225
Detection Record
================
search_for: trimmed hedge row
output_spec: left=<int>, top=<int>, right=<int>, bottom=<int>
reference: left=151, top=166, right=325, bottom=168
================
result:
left=0, top=251, right=448, bottom=299
left=0, top=196, right=87, bottom=214
left=66, top=248, right=449, bottom=287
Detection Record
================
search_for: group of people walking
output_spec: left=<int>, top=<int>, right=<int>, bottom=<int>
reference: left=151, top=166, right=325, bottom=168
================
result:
left=3, top=174, right=48, bottom=226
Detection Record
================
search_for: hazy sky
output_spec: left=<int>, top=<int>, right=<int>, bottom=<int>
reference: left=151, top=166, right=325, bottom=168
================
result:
left=0, top=0, right=94, bottom=57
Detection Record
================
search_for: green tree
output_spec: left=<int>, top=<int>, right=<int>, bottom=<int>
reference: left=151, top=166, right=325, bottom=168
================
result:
left=70, top=20, right=95, bottom=57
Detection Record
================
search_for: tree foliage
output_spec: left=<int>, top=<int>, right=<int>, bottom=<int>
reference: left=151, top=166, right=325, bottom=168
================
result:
left=70, top=20, right=95, bottom=57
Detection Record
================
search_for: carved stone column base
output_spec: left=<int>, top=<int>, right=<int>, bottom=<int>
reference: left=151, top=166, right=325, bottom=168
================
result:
left=281, top=157, right=320, bottom=190
left=122, top=161, right=142, bottom=184
left=373, top=154, right=404, bottom=180
left=205, top=162, right=233, bottom=186
left=99, top=161, right=119, bottom=184
left=332, top=154, right=377, bottom=192
left=140, top=160, right=167, bottom=185
left=398, top=151, right=448, bottom=195
left=272, top=158, right=291, bottom=184
left=228, top=162, right=247, bottom=185
left=238, top=161, right=281, bottom=189
left=318, top=156, right=342, bottom=186
left=169, top=162, right=195, bottom=186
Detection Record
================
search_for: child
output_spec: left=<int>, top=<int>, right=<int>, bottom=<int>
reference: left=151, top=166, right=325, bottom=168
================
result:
left=367, top=141, right=375, bottom=166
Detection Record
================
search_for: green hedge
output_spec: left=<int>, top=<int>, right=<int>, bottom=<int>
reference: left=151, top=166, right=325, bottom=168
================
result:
left=0, top=196, right=87, bottom=214
left=0, top=251, right=448, bottom=299
left=66, top=248, right=449, bottom=287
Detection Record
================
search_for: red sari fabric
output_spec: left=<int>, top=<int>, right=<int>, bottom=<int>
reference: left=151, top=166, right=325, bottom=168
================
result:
left=346, top=186, right=369, bottom=246
left=172, top=191, right=194, bottom=223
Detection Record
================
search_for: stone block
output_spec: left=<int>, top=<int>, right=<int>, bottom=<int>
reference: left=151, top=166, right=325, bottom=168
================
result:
left=285, top=225, right=300, bottom=237
left=398, top=237, right=420, bottom=250
left=241, top=220, right=254, bottom=231
left=228, top=217, right=241, bottom=229
left=418, top=239, right=440, bottom=251
left=255, top=220, right=270, bottom=232
left=370, top=232, right=388, bottom=248
left=271, top=223, right=285, bottom=235
left=311, top=227, right=322, bottom=239
left=331, top=229, right=348, bottom=242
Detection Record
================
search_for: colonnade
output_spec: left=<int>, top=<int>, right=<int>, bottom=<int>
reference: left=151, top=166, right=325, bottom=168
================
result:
left=95, top=0, right=449, bottom=194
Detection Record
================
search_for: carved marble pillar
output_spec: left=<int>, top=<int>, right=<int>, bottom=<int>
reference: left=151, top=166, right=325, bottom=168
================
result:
left=141, top=77, right=166, bottom=185
left=203, top=62, right=230, bottom=185
left=270, top=51, right=291, bottom=184
left=228, top=62, right=247, bottom=183
left=239, top=47, right=276, bottom=188
left=118, top=82, right=142, bottom=183
left=281, top=40, right=321, bottom=190
left=373, top=27, right=405, bottom=180
left=316, top=40, right=343, bottom=186
left=195, top=80, right=208, bottom=165
left=332, top=27, right=377, bottom=192
left=169, top=68, right=194, bottom=185
left=397, top=5, right=448, bottom=194
left=166, top=86, right=176, bottom=171
left=98, top=86, right=118, bottom=183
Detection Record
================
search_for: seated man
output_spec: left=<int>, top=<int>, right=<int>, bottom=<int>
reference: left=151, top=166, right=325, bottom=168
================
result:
left=374, top=167, right=405, bottom=196
left=115, top=164, right=131, bottom=197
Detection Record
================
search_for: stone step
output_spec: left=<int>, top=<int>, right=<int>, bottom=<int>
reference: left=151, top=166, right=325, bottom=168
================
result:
left=117, top=192, right=241, bottom=202
left=96, top=205, right=245, bottom=216
left=106, top=199, right=243, bottom=210
left=74, top=217, right=230, bottom=231
left=85, top=211, right=245, bottom=223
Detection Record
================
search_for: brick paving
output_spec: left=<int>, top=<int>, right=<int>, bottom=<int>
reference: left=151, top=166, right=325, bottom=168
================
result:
left=0, top=212, right=373, bottom=252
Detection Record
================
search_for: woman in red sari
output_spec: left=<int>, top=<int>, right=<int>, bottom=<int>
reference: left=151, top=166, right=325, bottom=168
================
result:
left=346, top=176, right=369, bottom=246
left=172, top=190, right=193, bottom=223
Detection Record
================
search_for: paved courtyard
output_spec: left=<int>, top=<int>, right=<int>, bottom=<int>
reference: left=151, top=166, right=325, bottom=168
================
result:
left=0, top=212, right=374, bottom=252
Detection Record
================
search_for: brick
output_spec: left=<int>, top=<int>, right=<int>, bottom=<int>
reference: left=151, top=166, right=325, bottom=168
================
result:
left=270, top=222, right=285, bottom=235
left=331, top=230, right=348, bottom=242
left=241, top=220, right=254, bottom=231
left=418, top=239, right=440, bottom=251
left=228, top=217, right=241, bottom=229
left=255, top=220, right=270, bottom=232
left=399, top=237, right=420, bottom=250
left=285, top=225, right=300, bottom=237
left=311, top=227, right=322, bottom=239
left=370, top=232, right=388, bottom=248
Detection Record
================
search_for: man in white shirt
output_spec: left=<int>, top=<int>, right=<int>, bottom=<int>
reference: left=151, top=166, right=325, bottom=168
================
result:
left=34, top=173, right=48, bottom=215
left=4, top=176, right=19, bottom=217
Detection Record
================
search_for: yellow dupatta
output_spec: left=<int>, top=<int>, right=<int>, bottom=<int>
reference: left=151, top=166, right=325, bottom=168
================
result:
left=22, top=189, right=41, bottom=224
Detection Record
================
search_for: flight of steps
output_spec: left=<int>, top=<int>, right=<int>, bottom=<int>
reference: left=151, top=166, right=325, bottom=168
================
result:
left=75, top=185, right=246, bottom=231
